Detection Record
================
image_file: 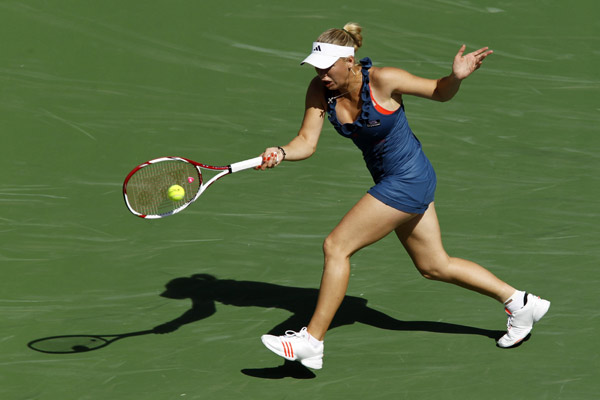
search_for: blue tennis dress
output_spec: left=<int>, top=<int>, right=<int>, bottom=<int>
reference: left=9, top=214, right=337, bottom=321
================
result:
left=326, top=57, right=437, bottom=214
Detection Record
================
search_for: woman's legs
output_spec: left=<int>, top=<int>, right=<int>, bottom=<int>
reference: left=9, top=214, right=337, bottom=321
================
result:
left=262, top=198, right=547, bottom=366
left=308, top=200, right=517, bottom=340
left=307, top=194, right=419, bottom=340
left=395, top=202, right=516, bottom=303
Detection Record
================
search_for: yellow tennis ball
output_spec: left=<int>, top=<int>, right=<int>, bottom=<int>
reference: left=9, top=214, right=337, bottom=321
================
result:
left=167, top=185, right=185, bottom=201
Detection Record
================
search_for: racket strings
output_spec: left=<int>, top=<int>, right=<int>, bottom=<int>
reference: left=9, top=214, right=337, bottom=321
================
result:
left=126, top=161, right=201, bottom=216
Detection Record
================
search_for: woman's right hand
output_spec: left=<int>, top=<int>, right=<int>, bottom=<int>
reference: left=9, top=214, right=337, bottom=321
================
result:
left=256, top=147, right=284, bottom=170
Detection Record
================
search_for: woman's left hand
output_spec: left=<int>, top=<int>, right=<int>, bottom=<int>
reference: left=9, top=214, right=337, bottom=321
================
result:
left=452, top=45, right=493, bottom=80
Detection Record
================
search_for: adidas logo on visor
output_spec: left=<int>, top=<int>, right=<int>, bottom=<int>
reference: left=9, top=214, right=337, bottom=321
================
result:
left=301, top=42, right=355, bottom=68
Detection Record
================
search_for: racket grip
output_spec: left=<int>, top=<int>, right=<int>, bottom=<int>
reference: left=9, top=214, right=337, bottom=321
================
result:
left=230, top=156, right=263, bottom=173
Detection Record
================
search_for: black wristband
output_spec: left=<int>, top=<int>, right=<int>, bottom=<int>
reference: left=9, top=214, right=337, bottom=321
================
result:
left=277, top=146, right=287, bottom=161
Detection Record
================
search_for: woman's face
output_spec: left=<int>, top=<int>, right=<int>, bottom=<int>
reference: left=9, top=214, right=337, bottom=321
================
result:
left=315, top=57, right=353, bottom=91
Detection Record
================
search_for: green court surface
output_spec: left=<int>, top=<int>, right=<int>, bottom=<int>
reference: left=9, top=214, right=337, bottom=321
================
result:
left=2, top=1, right=598, bottom=399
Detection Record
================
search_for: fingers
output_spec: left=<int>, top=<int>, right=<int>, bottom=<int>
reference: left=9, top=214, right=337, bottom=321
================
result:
left=455, top=44, right=466, bottom=60
left=474, top=48, right=493, bottom=69
left=264, top=150, right=279, bottom=166
left=255, top=148, right=281, bottom=170
left=471, top=46, right=490, bottom=55
left=459, top=45, right=493, bottom=60
left=470, top=46, right=493, bottom=61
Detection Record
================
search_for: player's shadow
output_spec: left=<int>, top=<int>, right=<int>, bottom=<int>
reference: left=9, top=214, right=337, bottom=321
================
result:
left=155, top=274, right=505, bottom=379
left=27, top=273, right=505, bottom=379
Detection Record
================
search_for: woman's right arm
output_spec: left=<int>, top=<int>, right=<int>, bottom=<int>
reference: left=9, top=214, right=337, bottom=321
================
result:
left=257, top=77, right=326, bottom=170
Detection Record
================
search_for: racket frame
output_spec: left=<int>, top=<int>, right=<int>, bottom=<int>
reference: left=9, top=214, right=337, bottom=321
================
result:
left=123, top=155, right=262, bottom=219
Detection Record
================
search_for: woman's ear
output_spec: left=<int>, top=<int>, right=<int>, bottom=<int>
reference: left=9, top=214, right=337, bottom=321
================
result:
left=345, top=56, right=355, bottom=68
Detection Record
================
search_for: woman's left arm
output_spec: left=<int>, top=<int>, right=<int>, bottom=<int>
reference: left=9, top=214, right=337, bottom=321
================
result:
left=379, top=45, right=493, bottom=102
left=434, top=44, right=493, bottom=101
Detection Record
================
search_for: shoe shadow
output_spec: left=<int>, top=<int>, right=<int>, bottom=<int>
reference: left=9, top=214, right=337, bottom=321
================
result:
left=241, top=360, right=316, bottom=380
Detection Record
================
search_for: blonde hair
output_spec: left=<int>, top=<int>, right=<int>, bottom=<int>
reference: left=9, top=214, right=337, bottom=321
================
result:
left=316, top=22, right=363, bottom=52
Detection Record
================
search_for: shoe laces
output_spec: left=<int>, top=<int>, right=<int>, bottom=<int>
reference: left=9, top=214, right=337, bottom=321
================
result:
left=505, top=312, right=515, bottom=330
left=284, top=327, right=308, bottom=338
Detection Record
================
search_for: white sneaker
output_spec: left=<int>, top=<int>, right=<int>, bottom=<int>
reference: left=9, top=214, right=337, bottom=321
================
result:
left=497, top=293, right=550, bottom=348
left=261, top=327, right=324, bottom=369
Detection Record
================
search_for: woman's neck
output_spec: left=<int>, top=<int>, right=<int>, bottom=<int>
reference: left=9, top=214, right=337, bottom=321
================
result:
left=328, top=66, right=361, bottom=104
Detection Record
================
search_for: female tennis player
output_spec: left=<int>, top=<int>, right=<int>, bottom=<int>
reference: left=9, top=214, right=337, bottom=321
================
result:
left=257, top=22, right=550, bottom=370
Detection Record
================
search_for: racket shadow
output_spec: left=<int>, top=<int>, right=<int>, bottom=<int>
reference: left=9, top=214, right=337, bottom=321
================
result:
left=27, top=330, right=155, bottom=354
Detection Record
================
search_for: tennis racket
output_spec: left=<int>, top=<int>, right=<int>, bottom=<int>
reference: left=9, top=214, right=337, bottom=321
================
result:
left=123, top=155, right=263, bottom=219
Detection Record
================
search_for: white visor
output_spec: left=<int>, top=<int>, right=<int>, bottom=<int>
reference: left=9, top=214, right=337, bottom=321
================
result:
left=301, top=42, right=355, bottom=69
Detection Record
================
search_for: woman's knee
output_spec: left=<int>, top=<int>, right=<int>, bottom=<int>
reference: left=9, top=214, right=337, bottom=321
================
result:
left=323, top=234, right=352, bottom=261
left=414, top=254, right=451, bottom=281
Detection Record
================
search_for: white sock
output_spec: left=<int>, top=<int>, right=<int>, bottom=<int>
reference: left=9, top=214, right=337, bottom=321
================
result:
left=504, top=290, right=527, bottom=313
left=308, top=332, right=323, bottom=347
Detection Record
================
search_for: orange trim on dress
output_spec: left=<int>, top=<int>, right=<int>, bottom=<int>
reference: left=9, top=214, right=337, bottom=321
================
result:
left=369, top=84, right=397, bottom=115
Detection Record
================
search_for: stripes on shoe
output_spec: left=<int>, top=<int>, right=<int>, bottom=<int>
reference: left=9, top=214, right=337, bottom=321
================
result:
left=282, top=340, right=294, bottom=359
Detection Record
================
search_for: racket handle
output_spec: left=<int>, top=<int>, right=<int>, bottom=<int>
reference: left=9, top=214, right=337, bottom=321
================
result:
left=230, top=156, right=263, bottom=173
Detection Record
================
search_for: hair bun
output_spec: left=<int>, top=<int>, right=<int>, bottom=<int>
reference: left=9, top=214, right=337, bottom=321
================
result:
left=343, top=22, right=363, bottom=48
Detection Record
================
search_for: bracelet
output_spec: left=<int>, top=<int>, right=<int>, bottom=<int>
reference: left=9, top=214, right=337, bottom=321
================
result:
left=277, top=146, right=287, bottom=161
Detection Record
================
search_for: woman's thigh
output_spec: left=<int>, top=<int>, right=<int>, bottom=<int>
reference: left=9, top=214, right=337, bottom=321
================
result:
left=395, top=202, right=449, bottom=273
left=325, top=193, right=418, bottom=258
